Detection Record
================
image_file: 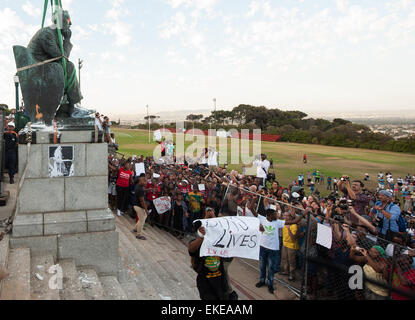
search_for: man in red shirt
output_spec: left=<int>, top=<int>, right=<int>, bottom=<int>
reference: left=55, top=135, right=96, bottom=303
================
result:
left=114, top=161, right=133, bottom=216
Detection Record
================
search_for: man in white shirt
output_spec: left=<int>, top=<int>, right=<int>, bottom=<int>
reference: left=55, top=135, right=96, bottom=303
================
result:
left=253, top=154, right=270, bottom=187
left=250, top=207, right=297, bottom=294
left=94, top=112, right=103, bottom=131
left=208, top=147, right=219, bottom=168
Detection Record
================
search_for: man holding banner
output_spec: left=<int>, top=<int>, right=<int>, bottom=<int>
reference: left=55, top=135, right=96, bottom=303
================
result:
left=189, top=208, right=230, bottom=300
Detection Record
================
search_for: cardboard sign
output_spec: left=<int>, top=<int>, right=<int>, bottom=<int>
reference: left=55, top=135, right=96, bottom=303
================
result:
left=197, top=216, right=260, bottom=260
left=153, top=196, right=171, bottom=214
left=135, top=162, right=145, bottom=176
left=198, top=184, right=205, bottom=191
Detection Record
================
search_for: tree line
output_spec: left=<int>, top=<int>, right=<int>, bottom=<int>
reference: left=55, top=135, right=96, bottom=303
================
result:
left=184, top=105, right=415, bottom=154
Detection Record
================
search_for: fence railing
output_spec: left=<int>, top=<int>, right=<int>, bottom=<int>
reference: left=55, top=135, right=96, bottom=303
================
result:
left=216, top=183, right=415, bottom=300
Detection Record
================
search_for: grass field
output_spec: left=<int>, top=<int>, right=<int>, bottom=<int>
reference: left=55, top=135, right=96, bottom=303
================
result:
left=113, top=128, right=415, bottom=196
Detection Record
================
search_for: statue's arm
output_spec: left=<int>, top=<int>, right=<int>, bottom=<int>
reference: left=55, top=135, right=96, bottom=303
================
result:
left=63, top=39, right=73, bottom=58
left=40, top=29, right=63, bottom=58
left=63, top=29, right=73, bottom=58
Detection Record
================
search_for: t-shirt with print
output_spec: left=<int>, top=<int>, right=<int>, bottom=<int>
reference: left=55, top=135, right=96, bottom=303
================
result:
left=116, top=168, right=132, bottom=188
left=258, top=215, right=285, bottom=251
left=186, top=192, right=204, bottom=214
left=188, top=243, right=228, bottom=300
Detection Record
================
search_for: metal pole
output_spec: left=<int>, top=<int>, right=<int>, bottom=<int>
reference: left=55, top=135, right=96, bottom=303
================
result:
left=300, top=212, right=312, bottom=300
left=78, top=59, right=82, bottom=91
left=213, top=98, right=217, bottom=130
left=147, top=105, right=150, bottom=143
left=15, top=81, right=19, bottom=110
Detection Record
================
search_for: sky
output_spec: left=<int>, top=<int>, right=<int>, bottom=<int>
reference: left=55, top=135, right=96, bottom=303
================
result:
left=1, top=0, right=415, bottom=119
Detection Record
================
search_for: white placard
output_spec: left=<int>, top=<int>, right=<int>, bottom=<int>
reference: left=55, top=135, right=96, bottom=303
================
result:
left=135, top=162, right=145, bottom=176
left=153, top=196, right=171, bottom=214
left=197, top=216, right=260, bottom=260
left=154, top=130, right=162, bottom=141
left=153, top=173, right=161, bottom=178
left=198, top=184, right=205, bottom=191
left=316, top=223, right=333, bottom=249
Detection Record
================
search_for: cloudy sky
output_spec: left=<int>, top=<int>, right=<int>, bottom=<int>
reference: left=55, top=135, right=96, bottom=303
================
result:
left=1, top=0, right=415, bottom=118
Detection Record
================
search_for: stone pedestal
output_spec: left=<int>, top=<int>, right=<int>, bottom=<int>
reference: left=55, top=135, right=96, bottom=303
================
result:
left=11, top=131, right=119, bottom=276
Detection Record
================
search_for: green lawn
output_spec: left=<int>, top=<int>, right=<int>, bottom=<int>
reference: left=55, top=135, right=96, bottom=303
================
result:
left=113, top=128, right=415, bottom=196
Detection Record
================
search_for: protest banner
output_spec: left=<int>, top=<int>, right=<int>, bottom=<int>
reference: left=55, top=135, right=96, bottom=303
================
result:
left=153, top=196, right=171, bottom=214
left=197, top=216, right=260, bottom=260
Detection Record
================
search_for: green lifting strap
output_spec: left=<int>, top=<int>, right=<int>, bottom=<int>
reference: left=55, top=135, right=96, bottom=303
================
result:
left=40, top=0, right=73, bottom=95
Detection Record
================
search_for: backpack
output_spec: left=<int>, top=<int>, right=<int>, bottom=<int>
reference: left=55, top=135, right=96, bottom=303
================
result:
left=396, top=214, right=407, bottom=233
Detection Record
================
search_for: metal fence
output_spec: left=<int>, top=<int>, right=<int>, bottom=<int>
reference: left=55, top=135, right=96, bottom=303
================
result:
left=219, top=183, right=415, bottom=300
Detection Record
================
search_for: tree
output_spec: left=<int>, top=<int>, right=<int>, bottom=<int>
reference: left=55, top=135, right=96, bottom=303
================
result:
left=144, top=115, right=160, bottom=124
left=186, top=114, right=204, bottom=121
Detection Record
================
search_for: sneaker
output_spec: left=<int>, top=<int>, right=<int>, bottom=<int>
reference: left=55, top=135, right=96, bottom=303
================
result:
left=136, top=236, right=146, bottom=240
left=117, top=210, right=121, bottom=217
left=268, top=286, right=274, bottom=294
left=288, top=276, right=296, bottom=282
left=255, top=281, right=265, bottom=288
left=131, top=229, right=137, bottom=233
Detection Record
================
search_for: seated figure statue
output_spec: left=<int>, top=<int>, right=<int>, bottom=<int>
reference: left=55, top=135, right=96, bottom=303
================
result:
left=13, top=10, right=93, bottom=126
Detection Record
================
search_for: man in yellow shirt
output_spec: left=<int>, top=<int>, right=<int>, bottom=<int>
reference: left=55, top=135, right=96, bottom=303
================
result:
left=281, top=211, right=299, bottom=281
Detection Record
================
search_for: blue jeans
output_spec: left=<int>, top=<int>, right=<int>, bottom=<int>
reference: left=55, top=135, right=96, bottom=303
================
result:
left=259, top=246, right=280, bottom=287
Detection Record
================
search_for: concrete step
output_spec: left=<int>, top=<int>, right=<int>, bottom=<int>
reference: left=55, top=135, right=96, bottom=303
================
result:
left=134, top=231, right=197, bottom=300
left=30, top=254, right=60, bottom=300
left=121, top=216, right=190, bottom=266
left=140, top=226, right=200, bottom=299
left=77, top=267, right=105, bottom=300
left=142, top=227, right=198, bottom=285
left=59, top=259, right=86, bottom=300
left=117, top=216, right=199, bottom=300
left=100, top=275, right=128, bottom=300
left=0, top=248, right=31, bottom=300
left=119, top=280, right=147, bottom=300
left=0, top=235, right=10, bottom=296
left=116, top=221, right=174, bottom=299
left=116, top=226, right=161, bottom=300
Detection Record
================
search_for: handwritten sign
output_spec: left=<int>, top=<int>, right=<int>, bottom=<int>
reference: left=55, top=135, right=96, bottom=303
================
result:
left=198, top=184, right=205, bottom=191
left=197, top=216, right=260, bottom=260
left=153, top=196, right=171, bottom=214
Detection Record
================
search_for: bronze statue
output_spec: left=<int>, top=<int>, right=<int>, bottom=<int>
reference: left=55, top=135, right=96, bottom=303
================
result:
left=13, top=10, right=93, bottom=126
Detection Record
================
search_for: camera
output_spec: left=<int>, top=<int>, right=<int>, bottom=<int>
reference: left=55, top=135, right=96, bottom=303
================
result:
left=338, top=199, right=349, bottom=210
left=340, top=176, right=350, bottom=182
left=372, top=217, right=383, bottom=229
left=333, top=215, right=345, bottom=224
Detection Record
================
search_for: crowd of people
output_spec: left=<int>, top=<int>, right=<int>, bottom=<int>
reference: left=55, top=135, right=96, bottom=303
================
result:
left=107, top=142, right=415, bottom=300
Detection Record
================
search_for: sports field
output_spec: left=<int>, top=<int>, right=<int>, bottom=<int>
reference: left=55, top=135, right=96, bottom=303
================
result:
left=113, top=128, right=415, bottom=195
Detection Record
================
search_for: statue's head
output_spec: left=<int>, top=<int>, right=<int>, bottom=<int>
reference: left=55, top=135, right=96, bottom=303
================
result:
left=52, top=10, right=71, bottom=31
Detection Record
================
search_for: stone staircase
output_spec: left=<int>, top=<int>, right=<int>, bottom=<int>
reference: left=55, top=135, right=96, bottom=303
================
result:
left=0, top=214, right=201, bottom=300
